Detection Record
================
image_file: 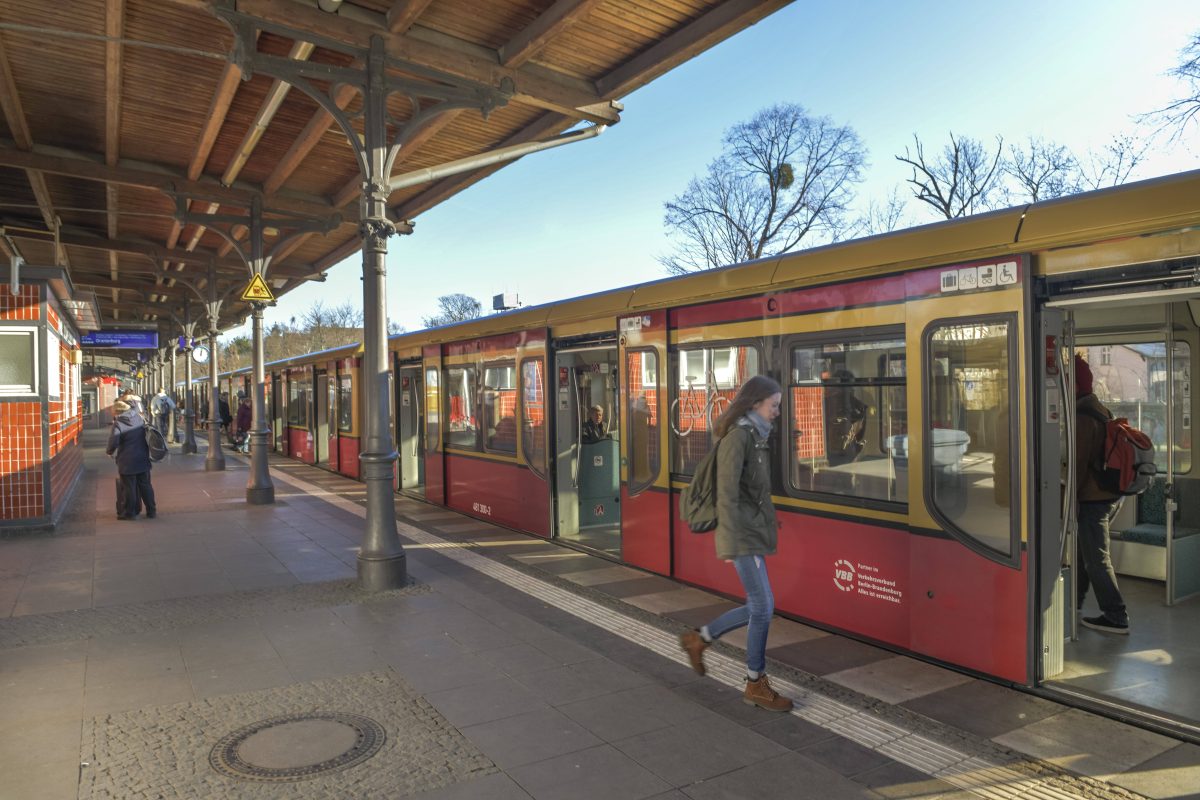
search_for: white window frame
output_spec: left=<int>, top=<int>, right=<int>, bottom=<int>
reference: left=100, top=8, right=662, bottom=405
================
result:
left=0, top=326, right=38, bottom=396
left=46, top=328, right=61, bottom=400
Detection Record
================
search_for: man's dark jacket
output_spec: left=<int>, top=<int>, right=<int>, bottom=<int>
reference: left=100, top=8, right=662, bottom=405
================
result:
left=106, top=410, right=152, bottom=475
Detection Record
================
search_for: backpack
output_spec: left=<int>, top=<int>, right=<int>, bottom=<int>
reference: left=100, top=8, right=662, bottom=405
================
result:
left=679, top=444, right=720, bottom=533
left=1083, top=408, right=1156, bottom=495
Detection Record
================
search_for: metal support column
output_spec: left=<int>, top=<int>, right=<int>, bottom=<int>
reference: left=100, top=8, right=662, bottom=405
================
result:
left=169, top=350, right=178, bottom=441
left=181, top=303, right=198, bottom=454
left=356, top=39, right=405, bottom=590
left=205, top=266, right=226, bottom=472
left=246, top=300, right=274, bottom=503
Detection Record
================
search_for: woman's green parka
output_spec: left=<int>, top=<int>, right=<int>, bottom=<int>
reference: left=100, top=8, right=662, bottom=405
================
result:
left=713, top=418, right=778, bottom=559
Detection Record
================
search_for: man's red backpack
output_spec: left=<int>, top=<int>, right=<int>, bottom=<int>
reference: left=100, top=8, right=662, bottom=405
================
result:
left=1083, top=408, right=1157, bottom=495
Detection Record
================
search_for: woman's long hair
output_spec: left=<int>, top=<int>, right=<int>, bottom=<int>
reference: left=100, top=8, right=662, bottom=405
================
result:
left=714, top=375, right=782, bottom=438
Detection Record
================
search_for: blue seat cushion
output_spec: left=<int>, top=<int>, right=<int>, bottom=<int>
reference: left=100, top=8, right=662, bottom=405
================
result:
left=1137, top=480, right=1170, bottom=526
left=1120, top=524, right=1200, bottom=546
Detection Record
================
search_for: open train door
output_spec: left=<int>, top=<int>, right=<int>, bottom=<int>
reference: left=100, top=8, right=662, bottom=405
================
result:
left=903, top=257, right=1031, bottom=684
left=618, top=310, right=670, bottom=574
left=422, top=344, right=444, bottom=505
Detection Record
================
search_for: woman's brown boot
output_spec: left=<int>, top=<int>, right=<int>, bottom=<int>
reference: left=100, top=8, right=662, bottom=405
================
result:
left=742, top=674, right=793, bottom=712
left=679, top=630, right=710, bottom=675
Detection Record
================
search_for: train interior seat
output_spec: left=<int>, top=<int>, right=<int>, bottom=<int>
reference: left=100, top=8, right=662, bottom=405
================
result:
left=1111, top=478, right=1200, bottom=593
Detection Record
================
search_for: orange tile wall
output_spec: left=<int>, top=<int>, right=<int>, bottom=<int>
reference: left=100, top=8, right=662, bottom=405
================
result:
left=0, top=284, right=39, bottom=320
left=0, top=402, right=44, bottom=520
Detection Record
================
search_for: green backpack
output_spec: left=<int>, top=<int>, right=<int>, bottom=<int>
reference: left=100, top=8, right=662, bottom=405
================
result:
left=679, top=444, right=720, bottom=533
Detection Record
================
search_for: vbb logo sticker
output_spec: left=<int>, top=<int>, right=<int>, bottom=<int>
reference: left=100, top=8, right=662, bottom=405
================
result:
left=833, top=559, right=855, bottom=592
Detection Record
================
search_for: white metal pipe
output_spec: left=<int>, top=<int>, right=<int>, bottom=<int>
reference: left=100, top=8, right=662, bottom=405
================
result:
left=388, top=124, right=606, bottom=193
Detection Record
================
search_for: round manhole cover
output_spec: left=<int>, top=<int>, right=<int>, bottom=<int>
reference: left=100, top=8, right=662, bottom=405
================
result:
left=209, top=713, right=386, bottom=782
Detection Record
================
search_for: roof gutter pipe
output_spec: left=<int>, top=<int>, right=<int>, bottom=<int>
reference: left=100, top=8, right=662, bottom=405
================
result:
left=388, top=123, right=607, bottom=193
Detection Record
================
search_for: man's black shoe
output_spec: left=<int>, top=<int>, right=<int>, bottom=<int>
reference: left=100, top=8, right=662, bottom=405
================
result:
left=146, top=512, right=156, bottom=519
left=1081, top=615, right=1129, bottom=635
left=116, top=514, right=135, bottom=520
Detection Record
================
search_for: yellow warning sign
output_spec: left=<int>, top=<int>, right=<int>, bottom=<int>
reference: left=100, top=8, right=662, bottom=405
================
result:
left=241, top=273, right=275, bottom=303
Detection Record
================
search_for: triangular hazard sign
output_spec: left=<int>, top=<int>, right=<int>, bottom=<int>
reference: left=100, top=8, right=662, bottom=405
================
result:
left=241, top=273, right=275, bottom=303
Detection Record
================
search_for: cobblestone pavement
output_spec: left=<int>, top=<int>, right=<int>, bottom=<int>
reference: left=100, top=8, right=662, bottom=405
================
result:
left=79, top=671, right=495, bottom=800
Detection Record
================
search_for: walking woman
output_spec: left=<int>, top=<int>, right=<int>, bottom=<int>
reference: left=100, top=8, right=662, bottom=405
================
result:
left=680, top=375, right=792, bottom=712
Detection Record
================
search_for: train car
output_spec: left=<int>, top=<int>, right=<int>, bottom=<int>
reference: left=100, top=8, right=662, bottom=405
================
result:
left=215, top=170, right=1200, bottom=738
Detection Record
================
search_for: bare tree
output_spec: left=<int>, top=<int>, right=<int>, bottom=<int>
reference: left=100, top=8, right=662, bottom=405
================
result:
left=896, top=132, right=1005, bottom=219
left=1147, top=31, right=1200, bottom=141
left=422, top=293, right=482, bottom=328
left=1078, top=134, right=1148, bottom=190
left=660, top=103, right=867, bottom=274
left=301, top=300, right=364, bottom=353
left=850, top=188, right=909, bottom=237
left=1004, top=137, right=1081, bottom=202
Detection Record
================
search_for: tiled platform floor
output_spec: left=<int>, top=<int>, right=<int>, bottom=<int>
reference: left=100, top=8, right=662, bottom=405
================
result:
left=1, top=429, right=1197, bottom=799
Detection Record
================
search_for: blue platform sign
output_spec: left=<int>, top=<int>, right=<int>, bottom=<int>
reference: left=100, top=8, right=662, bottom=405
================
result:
left=80, top=330, right=159, bottom=349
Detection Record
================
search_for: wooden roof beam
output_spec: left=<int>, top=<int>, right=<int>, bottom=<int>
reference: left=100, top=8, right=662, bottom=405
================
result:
left=230, top=0, right=619, bottom=124
left=596, top=0, right=791, bottom=99
left=0, top=34, right=60, bottom=234
left=499, top=0, right=603, bottom=69
left=0, top=143, right=350, bottom=222
left=386, top=0, right=434, bottom=34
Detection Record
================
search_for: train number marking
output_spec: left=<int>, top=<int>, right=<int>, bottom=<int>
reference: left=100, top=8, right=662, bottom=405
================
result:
left=472, top=502, right=492, bottom=516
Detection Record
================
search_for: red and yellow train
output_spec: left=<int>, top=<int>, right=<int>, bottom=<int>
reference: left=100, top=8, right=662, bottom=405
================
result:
left=203, top=169, right=1200, bottom=737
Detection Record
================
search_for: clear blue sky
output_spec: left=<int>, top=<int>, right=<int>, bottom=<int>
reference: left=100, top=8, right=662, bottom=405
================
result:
left=227, top=0, right=1199, bottom=341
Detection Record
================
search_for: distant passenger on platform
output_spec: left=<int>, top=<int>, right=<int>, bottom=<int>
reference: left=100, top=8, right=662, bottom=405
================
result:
left=680, top=375, right=793, bottom=712
left=582, top=405, right=609, bottom=444
left=151, top=389, right=176, bottom=437
left=106, top=399, right=156, bottom=521
left=219, top=393, right=233, bottom=436
left=1074, top=354, right=1129, bottom=635
left=235, top=394, right=252, bottom=454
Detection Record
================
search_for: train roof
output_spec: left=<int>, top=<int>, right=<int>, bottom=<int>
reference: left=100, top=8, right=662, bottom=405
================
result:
left=386, top=168, right=1200, bottom=347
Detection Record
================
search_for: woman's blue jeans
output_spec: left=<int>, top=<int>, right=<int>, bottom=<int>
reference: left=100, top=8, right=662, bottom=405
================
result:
left=706, top=555, right=774, bottom=674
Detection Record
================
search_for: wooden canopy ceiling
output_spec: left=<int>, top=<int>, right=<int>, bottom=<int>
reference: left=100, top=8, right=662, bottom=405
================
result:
left=0, top=0, right=788, bottom=337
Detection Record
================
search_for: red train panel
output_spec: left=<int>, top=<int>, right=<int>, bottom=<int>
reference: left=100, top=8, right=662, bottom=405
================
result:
left=338, top=436, right=360, bottom=479
left=287, top=427, right=313, bottom=463
left=444, top=453, right=550, bottom=537
left=672, top=497, right=1028, bottom=683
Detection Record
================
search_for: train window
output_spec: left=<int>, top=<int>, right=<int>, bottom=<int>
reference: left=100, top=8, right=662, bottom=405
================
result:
left=788, top=333, right=906, bottom=505
left=337, top=373, right=353, bottom=433
left=1076, top=341, right=1191, bottom=475
left=425, top=367, right=440, bottom=452
left=483, top=362, right=517, bottom=454
left=445, top=366, right=478, bottom=450
left=924, top=318, right=1016, bottom=562
left=627, top=349, right=660, bottom=494
left=521, top=359, right=547, bottom=478
left=672, top=344, right=760, bottom=476
left=287, top=374, right=309, bottom=428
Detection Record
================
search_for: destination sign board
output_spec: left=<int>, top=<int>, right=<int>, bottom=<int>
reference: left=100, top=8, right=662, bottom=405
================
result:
left=80, top=330, right=159, bottom=349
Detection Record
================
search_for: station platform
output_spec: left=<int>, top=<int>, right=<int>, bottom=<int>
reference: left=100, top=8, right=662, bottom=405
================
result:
left=1, top=430, right=1198, bottom=799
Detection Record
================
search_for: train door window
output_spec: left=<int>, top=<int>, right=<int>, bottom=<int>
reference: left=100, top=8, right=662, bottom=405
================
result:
left=445, top=365, right=478, bottom=449
left=521, top=358, right=547, bottom=478
left=483, top=361, right=517, bottom=453
left=672, top=344, right=760, bottom=475
left=924, top=317, right=1017, bottom=562
left=627, top=349, right=660, bottom=494
left=337, top=373, right=353, bottom=433
left=287, top=373, right=309, bottom=428
left=425, top=367, right=440, bottom=451
left=788, top=332, right=907, bottom=505
left=1076, top=341, right=1191, bottom=474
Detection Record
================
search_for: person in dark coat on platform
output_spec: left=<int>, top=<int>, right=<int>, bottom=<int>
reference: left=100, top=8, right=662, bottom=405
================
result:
left=106, top=399, right=157, bottom=520
left=235, top=394, right=252, bottom=453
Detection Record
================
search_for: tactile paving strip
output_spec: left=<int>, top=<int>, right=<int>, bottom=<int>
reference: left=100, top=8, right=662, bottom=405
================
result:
left=269, top=467, right=1140, bottom=800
